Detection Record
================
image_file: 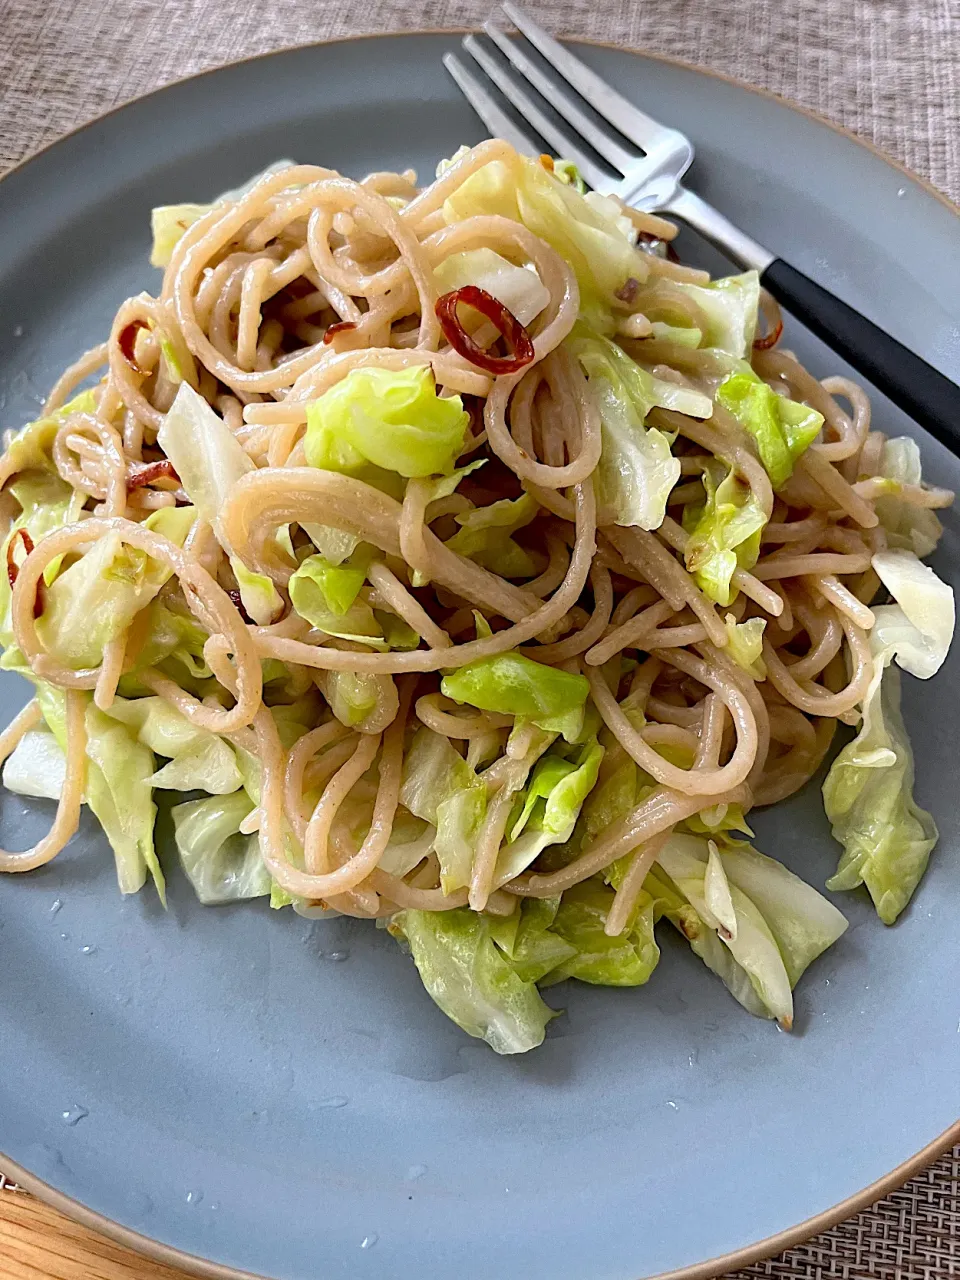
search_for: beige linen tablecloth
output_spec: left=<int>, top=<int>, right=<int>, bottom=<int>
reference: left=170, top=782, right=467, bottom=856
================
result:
left=0, top=2, right=957, bottom=1277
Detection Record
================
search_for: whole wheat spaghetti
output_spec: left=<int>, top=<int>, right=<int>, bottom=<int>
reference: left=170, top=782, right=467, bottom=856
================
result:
left=0, top=142, right=952, bottom=1051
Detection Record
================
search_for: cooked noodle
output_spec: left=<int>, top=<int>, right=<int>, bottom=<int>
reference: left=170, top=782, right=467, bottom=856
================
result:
left=0, top=140, right=952, bottom=1052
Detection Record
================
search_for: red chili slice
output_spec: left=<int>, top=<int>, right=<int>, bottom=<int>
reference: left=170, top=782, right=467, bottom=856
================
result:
left=636, top=231, right=680, bottom=263
left=226, top=589, right=253, bottom=623
left=753, top=314, right=784, bottom=351
left=118, top=319, right=149, bottom=374
left=435, top=285, right=535, bottom=375
left=322, top=321, right=358, bottom=345
left=614, top=277, right=640, bottom=304
left=6, top=527, right=34, bottom=590
left=126, top=459, right=180, bottom=492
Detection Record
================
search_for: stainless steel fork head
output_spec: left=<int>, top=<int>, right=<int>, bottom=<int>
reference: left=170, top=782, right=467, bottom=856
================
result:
left=445, top=3, right=773, bottom=272
left=450, top=3, right=695, bottom=211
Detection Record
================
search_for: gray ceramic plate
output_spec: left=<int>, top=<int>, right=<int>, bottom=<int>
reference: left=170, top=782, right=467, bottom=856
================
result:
left=0, top=32, right=958, bottom=1280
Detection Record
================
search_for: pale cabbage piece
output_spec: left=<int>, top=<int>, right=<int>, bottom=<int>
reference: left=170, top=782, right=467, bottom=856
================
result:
left=104, top=695, right=242, bottom=796
left=823, top=660, right=938, bottom=925
left=2, top=725, right=69, bottom=800
left=304, top=366, right=469, bottom=481
left=433, top=248, right=550, bottom=327
left=445, top=493, right=539, bottom=578
left=487, top=897, right=577, bottom=984
left=440, top=154, right=651, bottom=326
left=315, top=669, right=398, bottom=734
left=301, top=524, right=362, bottom=567
left=441, top=652, right=589, bottom=724
left=172, top=791, right=271, bottom=906
left=655, top=834, right=847, bottom=1027
left=1, top=389, right=97, bottom=475
left=871, top=548, right=954, bottom=679
left=819, top=546, right=953, bottom=921
left=158, top=382, right=280, bottom=624
left=723, top=615, right=767, bottom=679
left=704, top=840, right=738, bottom=941
left=150, top=204, right=210, bottom=269
left=288, top=553, right=367, bottom=618
left=873, top=436, right=945, bottom=557
left=399, top=727, right=485, bottom=893
left=683, top=464, right=767, bottom=607
left=36, top=512, right=190, bottom=671
left=30, top=504, right=195, bottom=675
left=672, top=271, right=761, bottom=357
left=719, top=844, right=849, bottom=985
left=375, top=811, right=436, bottom=879
left=541, top=880, right=660, bottom=988
left=0, top=679, right=163, bottom=899
left=566, top=322, right=709, bottom=531
left=288, top=553, right=392, bottom=650
left=390, top=907, right=556, bottom=1054
left=716, top=369, right=823, bottom=490
left=650, top=321, right=703, bottom=347
left=0, top=471, right=86, bottom=648
left=494, top=739, right=604, bottom=887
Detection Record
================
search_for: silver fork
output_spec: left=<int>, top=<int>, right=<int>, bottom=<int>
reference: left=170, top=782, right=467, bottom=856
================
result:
left=444, top=3, right=960, bottom=457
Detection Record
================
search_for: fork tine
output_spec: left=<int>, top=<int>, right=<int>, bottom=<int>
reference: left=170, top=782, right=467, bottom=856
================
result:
left=482, top=21, right=636, bottom=175
left=442, top=53, right=541, bottom=158
left=500, top=1, right=674, bottom=153
left=461, top=36, right=612, bottom=192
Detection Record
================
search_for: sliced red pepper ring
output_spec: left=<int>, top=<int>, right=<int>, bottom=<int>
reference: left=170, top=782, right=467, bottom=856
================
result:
left=435, top=285, right=536, bottom=376
left=6, top=527, right=34, bottom=590
left=636, top=231, right=680, bottom=264
left=118, top=319, right=149, bottom=374
left=753, top=312, right=784, bottom=351
left=614, top=277, right=640, bottom=304
left=126, top=459, right=180, bottom=492
left=226, top=588, right=253, bottom=624
left=322, top=321, right=358, bottom=345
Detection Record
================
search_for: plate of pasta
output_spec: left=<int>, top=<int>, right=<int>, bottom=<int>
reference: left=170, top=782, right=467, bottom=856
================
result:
left=0, top=31, right=957, bottom=1280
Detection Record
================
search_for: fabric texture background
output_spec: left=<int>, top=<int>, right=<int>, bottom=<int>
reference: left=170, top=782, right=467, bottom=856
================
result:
left=0, top=1, right=957, bottom=1276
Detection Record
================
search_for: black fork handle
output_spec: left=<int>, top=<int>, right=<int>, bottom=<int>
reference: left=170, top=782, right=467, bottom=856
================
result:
left=761, top=258, right=960, bottom=456
left=662, top=186, right=960, bottom=456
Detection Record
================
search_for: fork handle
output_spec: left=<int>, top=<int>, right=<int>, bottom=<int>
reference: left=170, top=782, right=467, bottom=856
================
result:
left=663, top=187, right=960, bottom=457
left=760, top=260, right=960, bottom=454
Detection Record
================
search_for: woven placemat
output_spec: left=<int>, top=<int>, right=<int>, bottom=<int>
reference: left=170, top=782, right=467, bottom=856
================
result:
left=0, top=1, right=957, bottom=1276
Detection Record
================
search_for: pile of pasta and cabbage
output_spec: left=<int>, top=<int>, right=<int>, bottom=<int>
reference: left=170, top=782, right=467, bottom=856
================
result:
left=0, top=142, right=953, bottom=1052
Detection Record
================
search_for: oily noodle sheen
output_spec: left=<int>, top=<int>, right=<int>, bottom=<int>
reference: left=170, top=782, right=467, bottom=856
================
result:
left=0, top=141, right=952, bottom=931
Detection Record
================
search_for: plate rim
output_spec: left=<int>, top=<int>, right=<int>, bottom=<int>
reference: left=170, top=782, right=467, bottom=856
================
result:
left=0, top=27, right=957, bottom=1280
left=5, top=1121, right=959, bottom=1280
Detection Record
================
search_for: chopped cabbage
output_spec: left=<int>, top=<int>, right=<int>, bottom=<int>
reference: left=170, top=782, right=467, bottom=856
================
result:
left=442, top=154, right=652, bottom=325
left=304, top=367, right=469, bottom=481
left=390, top=907, right=556, bottom=1054
left=433, top=248, right=549, bottom=327
left=673, top=271, right=760, bottom=357
left=445, top=493, right=539, bottom=578
left=716, top=369, right=823, bottom=489
left=873, top=436, right=944, bottom=557
left=158, top=382, right=280, bottom=623
left=656, top=834, right=847, bottom=1026
left=399, top=727, right=485, bottom=893
left=494, top=738, right=603, bottom=885
left=683, top=463, right=766, bottom=606
left=441, top=654, right=589, bottom=728
left=566, top=323, right=710, bottom=530
left=172, top=791, right=270, bottom=905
